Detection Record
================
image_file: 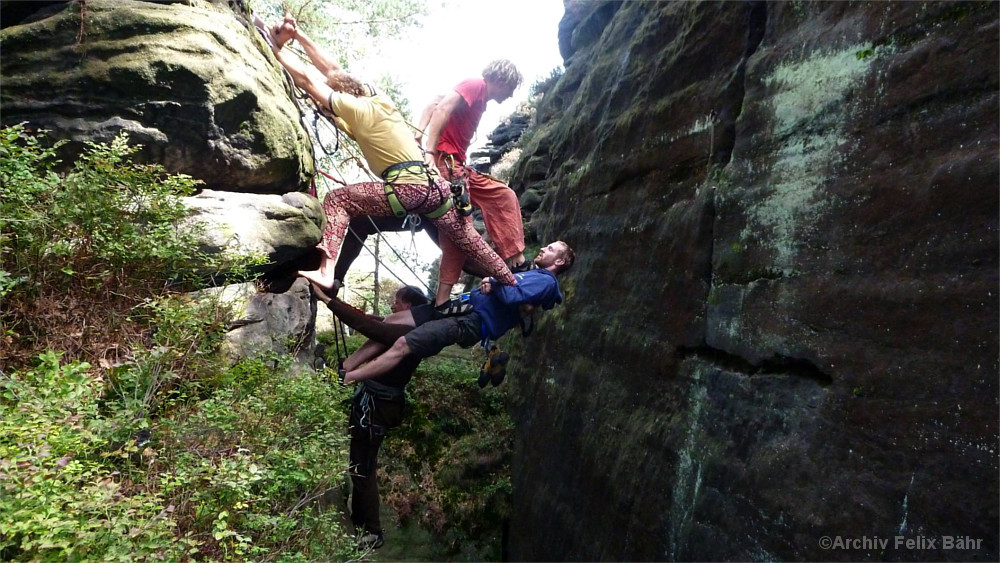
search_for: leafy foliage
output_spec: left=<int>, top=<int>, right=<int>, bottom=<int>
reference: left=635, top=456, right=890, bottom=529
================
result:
left=1, top=349, right=359, bottom=562
left=254, top=0, right=428, bottom=60
left=1, top=125, right=360, bottom=561
left=530, top=65, right=564, bottom=97
left=319, top=338, right=515, bottom=561
left=0, top=351, right=194, bottom=562
left=0, top=125, right=202, bottom=291
left=385, top=349, right=514, bottom=560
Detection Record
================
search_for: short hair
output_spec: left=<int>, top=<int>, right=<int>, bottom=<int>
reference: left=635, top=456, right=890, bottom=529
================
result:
left=396, top=285, right=430, bottom=307
left=482, top=59, right=523, bottom=90
left=327, top=69, right=366, bottom=97
left=555, top=242, right=576, bottom=274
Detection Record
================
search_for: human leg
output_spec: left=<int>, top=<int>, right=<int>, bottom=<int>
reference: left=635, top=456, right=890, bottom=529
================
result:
left=344, top=314, right=479, bottom=383
left=465, top=169, right=526, bottom=265
left=349, top=418, right=383, bottom=537
left=430, top=209, right=515, bottom=287
left=342, top=310, right=417, bottom=369
left=435, top=231, right=466, bottom=305
left=348, top=394, right=404, bottom=547
left=299, top=182, right=394, bottom=288
left=344, top=336, right=413, bottom=384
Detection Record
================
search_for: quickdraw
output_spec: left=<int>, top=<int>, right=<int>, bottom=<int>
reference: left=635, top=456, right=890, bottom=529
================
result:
left=441, top=154, right=473, bottom=217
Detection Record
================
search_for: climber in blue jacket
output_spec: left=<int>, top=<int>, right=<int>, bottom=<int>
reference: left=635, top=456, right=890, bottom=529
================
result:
left=337, top=241, right=575, bottom=385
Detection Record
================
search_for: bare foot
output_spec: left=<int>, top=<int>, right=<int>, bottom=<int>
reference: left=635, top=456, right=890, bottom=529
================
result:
left=298, top=269, right=335, bottom=289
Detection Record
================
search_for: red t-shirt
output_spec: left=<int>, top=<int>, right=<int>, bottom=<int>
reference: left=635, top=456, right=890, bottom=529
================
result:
left=436, top=78, right=488, bottom=163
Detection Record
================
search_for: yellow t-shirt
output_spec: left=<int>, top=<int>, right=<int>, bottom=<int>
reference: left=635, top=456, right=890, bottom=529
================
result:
left=328, top=92, right=428, bottom=185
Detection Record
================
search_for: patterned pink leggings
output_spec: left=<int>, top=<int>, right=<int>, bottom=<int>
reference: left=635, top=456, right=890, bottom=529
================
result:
left=318, top=181, right=515, bottom=285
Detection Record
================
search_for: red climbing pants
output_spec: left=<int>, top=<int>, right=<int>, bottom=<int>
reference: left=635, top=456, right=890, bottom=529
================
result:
left=317, top=180, right=515, bottom=286
left=434, top=153, right=525, bottom=285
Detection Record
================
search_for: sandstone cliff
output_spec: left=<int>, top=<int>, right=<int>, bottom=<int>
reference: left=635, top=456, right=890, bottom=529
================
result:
left=505, top=1, right=998, bottom=560
left=2, top=0, right=996, bottom=560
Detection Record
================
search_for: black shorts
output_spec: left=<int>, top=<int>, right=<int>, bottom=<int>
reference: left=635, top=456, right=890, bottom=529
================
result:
left=410, top=303, right=437, bottom=327
left=405, top=311, right=483, bottom=358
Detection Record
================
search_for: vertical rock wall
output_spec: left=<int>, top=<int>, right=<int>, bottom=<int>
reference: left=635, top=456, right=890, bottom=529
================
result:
left=506, top=1, right=997, bottom=560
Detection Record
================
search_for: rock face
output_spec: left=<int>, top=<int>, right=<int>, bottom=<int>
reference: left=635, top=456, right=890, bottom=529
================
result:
left=193, top=278, right=316, bottom=365
left=183, top=189, right=324, bottom=273
left=506, top=2, right=998, bottom=561
left=0, top=0, right=313, bottom=194
left=469, top=112, right=531, bottom=172
left=1, top=0, right=323, bottom=363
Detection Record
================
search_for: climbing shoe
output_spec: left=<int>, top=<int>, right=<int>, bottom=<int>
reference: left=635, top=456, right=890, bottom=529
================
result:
left=450, top=178, right=473, bottom=216
left=356, top=531, right=384, bottom=550
left=435, top=294, right=473, bottom=317
left=478, top=346, right=510, bottom=388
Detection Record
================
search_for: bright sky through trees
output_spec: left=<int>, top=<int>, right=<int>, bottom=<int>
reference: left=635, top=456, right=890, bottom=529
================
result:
left=380, top=0, right=565, bottom=154
left=350, top=0, right=565, bottom=289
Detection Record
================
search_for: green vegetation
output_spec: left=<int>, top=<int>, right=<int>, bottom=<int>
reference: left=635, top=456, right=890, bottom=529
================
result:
left=319, top=340, right=513, bottom=560
left=530, top=66, right=564, bottom=97
left=1, top=125, right=512, bottom=560
left=0, top=127, right=358, bottom=561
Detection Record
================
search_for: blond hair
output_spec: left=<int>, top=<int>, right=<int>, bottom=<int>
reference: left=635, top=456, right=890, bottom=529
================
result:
left=482, top=59, right=523, bottom=90
left=326, top=69, right=366, bottom=98
left=554, top=241, right=576, bottom=274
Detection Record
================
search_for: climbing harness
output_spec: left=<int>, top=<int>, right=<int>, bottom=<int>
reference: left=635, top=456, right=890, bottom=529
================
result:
left=379, top=161, right=451, bottom=220
left=434, top=292, right=473, bottom=317
left=271, top=43, right=438, bottom=300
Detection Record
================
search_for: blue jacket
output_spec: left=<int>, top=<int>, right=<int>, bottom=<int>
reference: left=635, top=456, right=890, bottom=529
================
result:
left=469, top=269, right=563, bottom=340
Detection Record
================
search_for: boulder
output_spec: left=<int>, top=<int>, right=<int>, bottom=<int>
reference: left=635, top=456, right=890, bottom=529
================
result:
left=0, top=0, right=313, bottom=194
left=182, top=189, right=324, bottom=273
left=193, top=277, right=316, bottom=364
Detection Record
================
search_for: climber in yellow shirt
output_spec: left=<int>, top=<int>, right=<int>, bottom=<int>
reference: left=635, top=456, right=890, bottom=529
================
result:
left=267, top=16, right=515, bottom=291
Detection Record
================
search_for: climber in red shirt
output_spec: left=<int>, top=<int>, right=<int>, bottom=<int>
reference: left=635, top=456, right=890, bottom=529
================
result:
left=416, top=61, right=530, bottom=306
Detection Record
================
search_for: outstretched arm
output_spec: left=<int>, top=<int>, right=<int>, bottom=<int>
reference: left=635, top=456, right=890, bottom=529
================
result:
left=272, top=47, right=334, bottom=112
left=314, top=285, right=416, bottom=346
left=291, top=25, right=342, bottom=77
left=271, top=15, right=342, bottom=77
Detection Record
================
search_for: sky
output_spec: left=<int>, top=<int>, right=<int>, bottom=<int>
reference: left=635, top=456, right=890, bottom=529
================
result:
left=382, top=0, right=566, bottom=154
left=340, top=0, right=566, bottom=292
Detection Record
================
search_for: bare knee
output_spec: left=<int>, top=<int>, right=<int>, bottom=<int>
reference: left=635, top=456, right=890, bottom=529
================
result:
left=390, top=336, right=411, bottom=356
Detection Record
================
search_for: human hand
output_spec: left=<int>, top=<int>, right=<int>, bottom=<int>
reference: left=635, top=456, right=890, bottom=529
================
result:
left=480, top=278, right=493, bottom=294
left=423, top=151, right=440, bottom=177
left=311, top=281, right=332, bottom=304
left=271, top=15, right=297, bottom=49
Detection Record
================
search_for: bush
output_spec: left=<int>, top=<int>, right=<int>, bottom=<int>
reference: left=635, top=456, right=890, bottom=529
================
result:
left=381, top=350, right=514, bottom=560
left=0, top=351, right=193, bottom=562
left=1, top=125, right=361, bottom=561
left=0, top=124, right=203, bottom=293
left=0, top=125, right=212, bottom=370
left=149, top=355, right=357, bottom=561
